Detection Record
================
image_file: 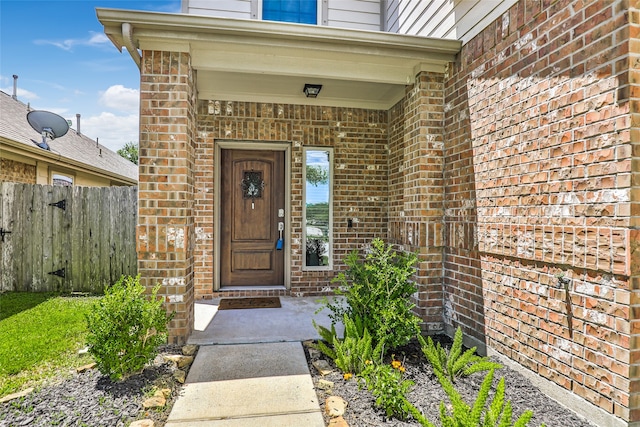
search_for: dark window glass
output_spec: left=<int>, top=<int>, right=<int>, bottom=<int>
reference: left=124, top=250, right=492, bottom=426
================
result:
left=263, top=0, right=317, bottom=24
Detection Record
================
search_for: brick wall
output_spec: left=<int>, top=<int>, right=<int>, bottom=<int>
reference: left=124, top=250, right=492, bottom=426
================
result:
left=0, top=158, right=36, bottom=184
left=193, top=102, right=389, bottom=299
left=138, top=50, right=197, bottom=344
left=629, top=4, right=640, bottom=425
left=444, top=0, right=633, bottom=421
left=389, top=71, right=446, bottom=332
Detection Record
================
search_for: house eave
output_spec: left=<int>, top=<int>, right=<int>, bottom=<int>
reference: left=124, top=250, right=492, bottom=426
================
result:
left=96, top=8, right=461, bottom=109
left=0, top=137, right=137, bottom=186
left=96, top=8, right=461, bottom=56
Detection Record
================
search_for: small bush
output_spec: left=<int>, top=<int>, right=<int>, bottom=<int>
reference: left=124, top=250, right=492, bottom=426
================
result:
left=324, top=238, right=421, bottom=350
left=360, top=359, right=414, bottom=420
left=85, top=276, right=174, bottom=381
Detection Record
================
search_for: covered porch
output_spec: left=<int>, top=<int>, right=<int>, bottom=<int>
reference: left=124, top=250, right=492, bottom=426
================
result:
left=97, top=7, right=461, bottom=344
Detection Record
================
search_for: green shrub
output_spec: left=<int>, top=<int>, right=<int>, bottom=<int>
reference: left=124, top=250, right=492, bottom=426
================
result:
left=435, top=368, right=540, bottom=427
left=324, top=238, right=421, bottom=349
left=419, top=327, right=502, bottom=383
left=313, top=314, right=385, bottom=375
left=85, top=275, right=174, bottom=381
left=360, top=360, right=414, bottom=420
left=405, top=368, right=541, bottom=427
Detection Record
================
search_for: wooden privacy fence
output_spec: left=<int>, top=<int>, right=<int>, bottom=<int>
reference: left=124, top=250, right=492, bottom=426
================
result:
left=0, top=183, right=137, bottom=293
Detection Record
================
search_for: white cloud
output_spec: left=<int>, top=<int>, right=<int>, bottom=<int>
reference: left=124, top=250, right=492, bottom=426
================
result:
left=34, top=31, right=110, bottom=51
left=99, top=85, right=139, bottom=114
left=1, top=86, right=39, bottom=100
left=80, top=112, right=139, bottom=152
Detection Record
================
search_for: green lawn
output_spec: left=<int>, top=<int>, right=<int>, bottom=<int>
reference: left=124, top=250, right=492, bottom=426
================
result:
left=0, top=292, right=98, bottom=397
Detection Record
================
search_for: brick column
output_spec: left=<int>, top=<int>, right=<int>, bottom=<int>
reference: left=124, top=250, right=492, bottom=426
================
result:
left=389, top=71, right=445, bottom=332
left=138, top=50, right=196, bottom=344
left=629, top=4, right=640, bottom=425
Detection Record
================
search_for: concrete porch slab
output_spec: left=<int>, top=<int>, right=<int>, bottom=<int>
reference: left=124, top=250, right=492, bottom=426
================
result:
left=186, top=342, right=310, bottom=383
left=188, top=296, right=344, bottom=345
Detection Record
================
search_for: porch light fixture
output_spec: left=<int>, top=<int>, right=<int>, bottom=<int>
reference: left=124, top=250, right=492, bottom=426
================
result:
left=303, top=83, right=322, bottom=98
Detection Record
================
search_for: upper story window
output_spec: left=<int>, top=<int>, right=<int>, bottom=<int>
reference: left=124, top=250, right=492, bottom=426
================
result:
left=263, top=0, right=317, bottom=24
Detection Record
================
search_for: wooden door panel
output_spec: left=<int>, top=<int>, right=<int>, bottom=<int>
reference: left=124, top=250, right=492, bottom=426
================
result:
left=220, top=149, right=284, bottom=286
left=233, top=250, right=272, bottom=270
left=232, top=160, right=273, bottom=241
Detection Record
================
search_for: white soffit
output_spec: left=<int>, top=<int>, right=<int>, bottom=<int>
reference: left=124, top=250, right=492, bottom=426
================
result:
left=97, top=8, right=461, bottom=109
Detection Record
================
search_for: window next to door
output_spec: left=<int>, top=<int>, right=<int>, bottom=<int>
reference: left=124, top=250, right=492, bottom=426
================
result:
left=303, top=147, right=332, bottom=269
left=263, top=0, right=317, bottom=24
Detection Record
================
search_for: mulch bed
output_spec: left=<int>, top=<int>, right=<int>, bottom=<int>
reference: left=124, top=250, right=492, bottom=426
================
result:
left=305, top=337, right=599, bottom=427
left=0, top=345, right=192, bottom=427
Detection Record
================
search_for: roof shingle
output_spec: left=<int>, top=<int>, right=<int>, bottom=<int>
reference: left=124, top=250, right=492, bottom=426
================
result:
left=0, top=91, right=138, bottom=183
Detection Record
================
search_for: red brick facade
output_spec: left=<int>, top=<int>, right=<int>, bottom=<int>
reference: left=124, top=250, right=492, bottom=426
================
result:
left=136, top=0, right=638, bottom=423
left=389, top=72, right=446, bottom=333
left=444, top=0, right=636, bottom=422
left=138, top=50, right=197, bottom=342
left=193, top=102, right=389, bottom=299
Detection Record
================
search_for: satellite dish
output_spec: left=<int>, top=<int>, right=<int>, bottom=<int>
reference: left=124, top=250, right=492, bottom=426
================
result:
left=27, top=110, right=69, bottom=151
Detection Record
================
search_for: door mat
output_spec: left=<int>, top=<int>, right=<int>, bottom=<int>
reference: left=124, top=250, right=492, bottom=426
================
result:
left=218, top=297, right=281, bottom=310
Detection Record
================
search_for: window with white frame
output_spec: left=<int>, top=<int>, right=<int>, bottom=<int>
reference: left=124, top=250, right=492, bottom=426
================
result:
left=303, top=147, right=332, bottom=269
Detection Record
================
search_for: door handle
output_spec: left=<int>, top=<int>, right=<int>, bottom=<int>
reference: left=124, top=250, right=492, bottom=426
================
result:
left=276, top=222, right=284, bottom=250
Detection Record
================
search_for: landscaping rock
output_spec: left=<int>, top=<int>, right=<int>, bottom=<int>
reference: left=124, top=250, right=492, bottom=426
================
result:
left=0, top=388, right=34, bottom=404
left=173, top=369, right=186, bottom=384
left=308, top=347, right=321, bottom=360
left=328, top=415, right=349, bottom=427
left=182, top=344, right=197, bottom=356
left=143, top=390, right=166, bottom=409
left=76, top=362, right=97, bottom=373
left=325, top=396, right=347, bottom=417
left=312, top=359, right=333, bottom=376
left=164, top=355, right=194, bottom=368
left=316, top=379, right=334, bottom=391
left=130, top=420, right=155, bottom=427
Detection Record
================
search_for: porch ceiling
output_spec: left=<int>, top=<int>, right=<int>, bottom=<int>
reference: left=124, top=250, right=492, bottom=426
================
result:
left=97, top=8, right=461, bottom=109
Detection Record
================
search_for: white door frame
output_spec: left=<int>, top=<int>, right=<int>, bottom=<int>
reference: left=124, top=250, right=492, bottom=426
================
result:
left=214, top=141, right=291, bottom=291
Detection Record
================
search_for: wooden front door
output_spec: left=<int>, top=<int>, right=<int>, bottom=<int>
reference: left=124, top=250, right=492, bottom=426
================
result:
left=220, top=149, right=285, bottom=287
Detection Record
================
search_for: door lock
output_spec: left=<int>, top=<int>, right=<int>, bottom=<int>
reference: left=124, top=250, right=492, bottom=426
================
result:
left=276, top=222, right=284, bottom=250
left=278, top=209, right=285, bottom=218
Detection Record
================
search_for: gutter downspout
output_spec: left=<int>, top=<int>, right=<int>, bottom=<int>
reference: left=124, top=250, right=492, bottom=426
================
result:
left=122, top=23, right=141, bottom=70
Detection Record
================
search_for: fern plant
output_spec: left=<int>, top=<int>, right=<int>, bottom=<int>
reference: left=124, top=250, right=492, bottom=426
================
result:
left=419, top=327, right=502, bottom=383
left=313, top=314, right=385, bottom=375
left=436, top=368, right=539, bottom=427
left=404, top=368, right=541, bottom=427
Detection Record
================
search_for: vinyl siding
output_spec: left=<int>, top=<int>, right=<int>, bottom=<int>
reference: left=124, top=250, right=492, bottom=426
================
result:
left=184, top=0, right=255, bottom=19
left=383, top=0, right=517, bottom=43
left=326, top=0, right=381, bottom=31
left=184, top=0, right=382, bottom=31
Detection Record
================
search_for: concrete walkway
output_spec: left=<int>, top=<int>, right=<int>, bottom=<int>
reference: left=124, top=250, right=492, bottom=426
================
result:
left=165, top=297, right=343, bottom=427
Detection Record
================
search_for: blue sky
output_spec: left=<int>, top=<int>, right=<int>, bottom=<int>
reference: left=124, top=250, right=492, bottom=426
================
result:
left=0, top=0, right=180, bottom=152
